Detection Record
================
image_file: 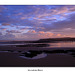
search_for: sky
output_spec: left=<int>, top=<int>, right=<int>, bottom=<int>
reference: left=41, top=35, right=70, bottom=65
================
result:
left=0, top=5, right=75, bottom=40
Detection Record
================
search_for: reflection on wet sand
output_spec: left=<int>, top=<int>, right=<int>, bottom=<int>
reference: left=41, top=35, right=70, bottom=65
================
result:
left=48, top=42, right=75, bottom=48
left=16, top=43, right=49, bottom=47
left=0, top=49, right=75, bottom=59
left=19, top=49, right=75, bottom=59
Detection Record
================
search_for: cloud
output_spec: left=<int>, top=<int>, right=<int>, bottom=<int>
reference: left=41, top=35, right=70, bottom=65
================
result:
left=21, top=17, right=26, bottom=20
left=0, top=28, right=7, bottom=30
left=0, top=5, right=75, bottom=40
left=22, top=31, right=55, bottom=40
left=41, top=12, right=75, bottom=32
left=0, top=32, right=2, bottom=35
left=28, top=30, right=36, bottom=33
left=0, top=6, right=6, bottom=12
left=52, top=6, right=68, bottom=15
left=6, top=30, right=21, bottom=33
left=68, top=6, right=75, bottom=12
left=0, top=33, right=16, bottom=40
left=0, top=5, right=74, bottom=28
left=39, top=31, right=45, bottom=34
left=53, top=13, right=75, bottom=28
left=57, top=34, right=61, bottom=37
left=2, top=23, right=10, bottom=26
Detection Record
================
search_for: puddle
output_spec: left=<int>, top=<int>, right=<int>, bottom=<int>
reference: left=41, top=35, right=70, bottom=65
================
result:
left=0, top=50, right=21, bottom=53
left=19, top=50, right=75, bottom=59
left=0, top=51, right=9, bottom=52
left=1, top=49, right=75, bottom=59
left=20, top=53, right=47, bottom=59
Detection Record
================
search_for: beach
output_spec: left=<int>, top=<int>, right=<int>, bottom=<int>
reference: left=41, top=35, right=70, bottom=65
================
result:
left=0, top=45, right=75, bottom=67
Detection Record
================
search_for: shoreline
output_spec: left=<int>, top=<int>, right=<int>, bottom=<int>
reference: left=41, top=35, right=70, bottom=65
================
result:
left=0, top=46, right=75, bottom=67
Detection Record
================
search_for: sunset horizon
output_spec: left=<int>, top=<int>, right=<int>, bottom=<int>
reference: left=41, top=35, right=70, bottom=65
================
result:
left=1, top=5, right=75, bottom=67
left=0, top=5, right=75, bottom=40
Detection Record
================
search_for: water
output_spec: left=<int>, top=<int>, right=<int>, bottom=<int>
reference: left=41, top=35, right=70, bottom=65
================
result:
left=48, top=42, right=75, bottom=48
left=0, top=42, right=75, bottom=48
left=0, top=43, right=26, bottom=46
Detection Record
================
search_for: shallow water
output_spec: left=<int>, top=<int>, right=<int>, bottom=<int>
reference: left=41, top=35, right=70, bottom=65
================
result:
left=48, top=42, right=75, bottom=48
left=0, top=48, right=75, bottom=59
left=0, top=43, right=26, bottom=46
left=0, top=41, right=75, bottom=48
left=20, top=53, right=47, bottom=59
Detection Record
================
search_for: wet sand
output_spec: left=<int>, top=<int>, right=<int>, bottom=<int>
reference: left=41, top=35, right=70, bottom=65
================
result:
left=0, top=46, right=75, bottom=67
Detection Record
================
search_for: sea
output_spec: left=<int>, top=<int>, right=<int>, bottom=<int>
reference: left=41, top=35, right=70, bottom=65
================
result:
left=0, top=41, right=75, bottom=48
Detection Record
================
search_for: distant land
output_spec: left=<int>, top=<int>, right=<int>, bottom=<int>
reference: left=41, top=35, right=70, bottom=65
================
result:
left=0, top=37, right=75, bottom=43
left=31, top=37, right=75, bottom=43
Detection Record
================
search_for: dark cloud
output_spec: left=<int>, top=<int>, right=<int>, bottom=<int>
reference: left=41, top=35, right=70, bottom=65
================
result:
left=0, top=32, right=2, bottom=35
left=41, top=13, right=75, bottom=32
left=53, top=13, right=75, bottom=28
